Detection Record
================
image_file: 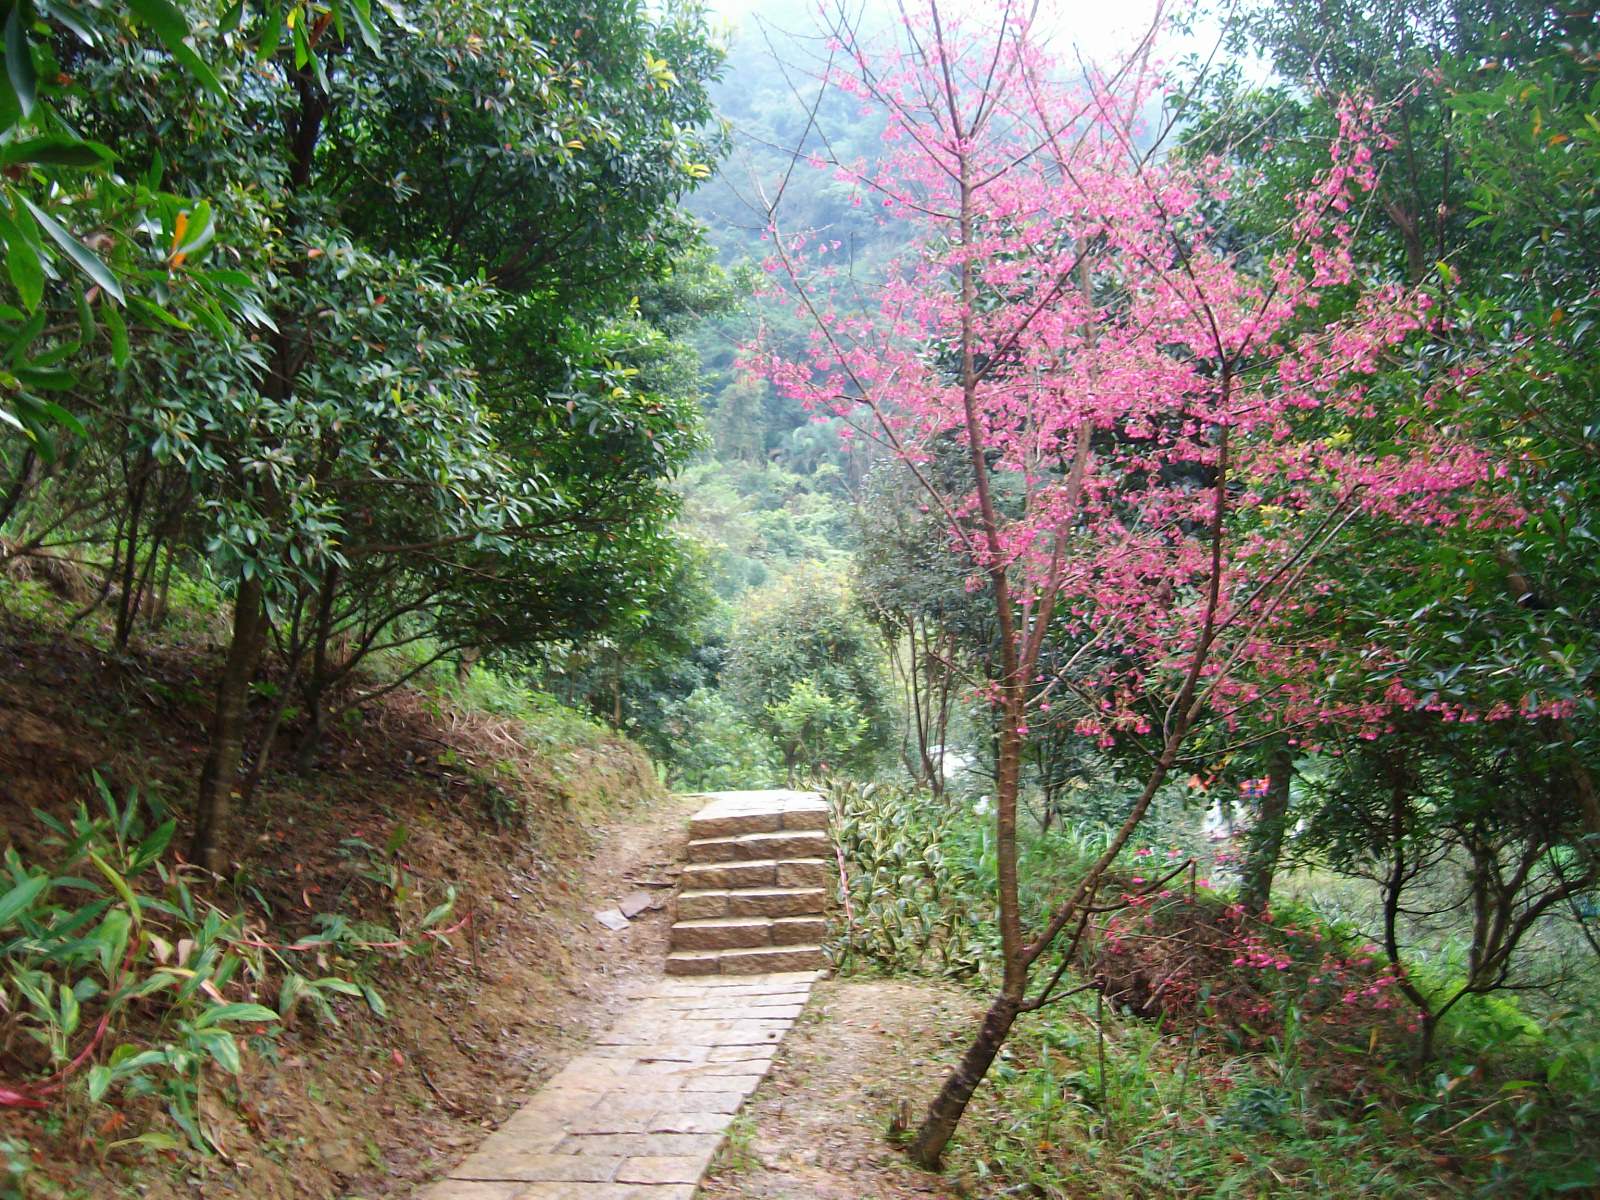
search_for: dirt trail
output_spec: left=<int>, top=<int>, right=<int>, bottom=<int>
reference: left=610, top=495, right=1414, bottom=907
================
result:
left=697, top=979, right=980, bottom=1200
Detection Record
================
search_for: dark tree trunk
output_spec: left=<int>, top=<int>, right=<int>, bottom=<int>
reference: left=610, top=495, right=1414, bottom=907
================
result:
left=151, top=540, right=176, bottom=627
left=192, top=575, right=267, bottom=872
left=113, top=452, right=151, bottom=650
left=612, top=647, right=623, bottom=728
left=296, top=690, right=326, bottom=773
left=907, top=991, right=1020, bottom=1169
left=295, top=563, right=339, bottom=771
left=0, top=447, right=38, bottom=538
left=1238, top=740, right=1293, bottom=913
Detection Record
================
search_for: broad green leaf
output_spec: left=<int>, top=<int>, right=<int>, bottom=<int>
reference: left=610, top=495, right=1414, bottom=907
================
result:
left=75, top=286, right=94, bottom=341
left=170, top=41, right=223, bottom=97
left=312, top=976, right=361, bottom=997
left=197, top=1028, right=241, bottom=1074
left=87, top=1064, right=112, bottom=1102
left=107, top=1131, right=183, bottom=1153
left=127, top=294, right=190, bottom=329
left=2, top=216, right=42, bottom=309
left=15, top=366, right=74, bottom=390
left=86, top=850, right=140, bottom=926
left=130, top=818, right=176, bottom=870
left=125, top=0, right=188, bottom=46
left=59, top=982, right=79, bottom=1036
left=256, top=1, right=285, bottom=61
left=0, top=135, right=115, bottom=168
left=20, top=397, right=84, bottom=443
left=348, top=0, right=380, bottom=50
left=97, top=907, right=131, bottom=976
left=102, top=300, right=129, bottom=368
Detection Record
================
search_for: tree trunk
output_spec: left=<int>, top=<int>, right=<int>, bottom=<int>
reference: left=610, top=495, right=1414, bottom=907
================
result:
left=612, top=647, right=623, bottom=728
left=908, top=991, right=1020, bottom=1169
left=1238, top=740, right=1293, bottom=913
left=909, top=713, right=1027, bottom=1167
left=152, top=540, right=176, bottom=627
left=0, top=447, right=37, bottom=534
left=295, top=563, right=339, bottom=771
left=113, top=452, right=151, bottom=650
left=192, top=574, right=267, bottom=873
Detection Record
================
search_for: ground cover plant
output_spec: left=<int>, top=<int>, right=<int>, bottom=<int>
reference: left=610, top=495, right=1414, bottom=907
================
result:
left=827, top=778, right=1600, bottom=1197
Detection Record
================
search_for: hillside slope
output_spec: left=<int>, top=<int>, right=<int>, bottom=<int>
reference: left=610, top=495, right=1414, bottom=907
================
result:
left=0, top=591, right=686, bottom=1198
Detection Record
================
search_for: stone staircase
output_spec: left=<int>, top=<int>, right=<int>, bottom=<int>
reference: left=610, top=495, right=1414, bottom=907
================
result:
left=667, top=790, right=833, bottom=976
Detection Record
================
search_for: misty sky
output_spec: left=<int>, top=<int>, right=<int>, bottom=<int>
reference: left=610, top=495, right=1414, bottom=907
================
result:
left=702, top=0, right=1206, bottom=68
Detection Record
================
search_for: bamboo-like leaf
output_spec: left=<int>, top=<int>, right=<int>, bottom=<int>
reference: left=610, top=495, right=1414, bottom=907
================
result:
left=86, top=850, right=141, bottom=926
left=194, top=1002, right=278, bottom=1028
left=0, top=873, right=47, bottom=929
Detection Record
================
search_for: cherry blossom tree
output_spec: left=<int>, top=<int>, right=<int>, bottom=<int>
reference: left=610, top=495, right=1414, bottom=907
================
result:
left=752, top=0, right=1507, bottom=1165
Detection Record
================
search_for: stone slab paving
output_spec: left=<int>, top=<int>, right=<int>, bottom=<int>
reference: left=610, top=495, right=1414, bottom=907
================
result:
left=417, top=970, right=820, bottom=1200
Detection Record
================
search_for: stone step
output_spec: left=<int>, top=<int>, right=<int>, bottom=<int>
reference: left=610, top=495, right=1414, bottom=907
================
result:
left=672, top=917, right=770, bottom=951
left=671, top=915, right=828, bottom=952
left=770, top=915, right=829, bottom=946
left=687, top=789, right=831, bottom=839
left=681, top=857, right=831, bottom=891
left=687, top=829, right=831, bottom=865
left=666, top=944, right=828, bottom=977
left=676, top=886, right=827, bottom=921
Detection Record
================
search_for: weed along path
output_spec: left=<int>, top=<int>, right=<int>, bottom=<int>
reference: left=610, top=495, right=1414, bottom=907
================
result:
left=415, top=791, right=831, bottom=1200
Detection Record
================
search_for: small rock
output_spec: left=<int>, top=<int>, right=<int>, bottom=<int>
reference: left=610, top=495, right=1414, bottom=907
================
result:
left=618, top=890, right=655, bottom=918
left=594, top=908, right=629, bottom=931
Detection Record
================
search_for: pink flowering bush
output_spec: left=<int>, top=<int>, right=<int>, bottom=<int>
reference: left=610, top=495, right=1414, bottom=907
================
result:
left=1092, top=891, right=1418, bottom=1046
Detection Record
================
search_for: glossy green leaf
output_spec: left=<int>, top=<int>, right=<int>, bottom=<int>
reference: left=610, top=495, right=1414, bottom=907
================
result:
left=0, top=135, right=115, bottom=168
left=4, top=1, right=35, bottom=120
left=102, top=298, right=129, bottom=368
left=20, top=196, right=124, bottom=303
left=2, top=216, right=42, bottom=309
left=125, top=0, right=188, bottom=47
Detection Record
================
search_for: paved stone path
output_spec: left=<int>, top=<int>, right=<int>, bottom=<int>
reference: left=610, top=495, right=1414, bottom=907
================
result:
left=418, top=970, right=817, bottom=1200
left=418, top=792, right=831, bottom=1200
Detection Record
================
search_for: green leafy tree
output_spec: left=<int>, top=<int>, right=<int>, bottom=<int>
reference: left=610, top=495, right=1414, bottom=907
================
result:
left=724, top=569, right=894, bottom=778
left=765, top=677, right=866, bottom=783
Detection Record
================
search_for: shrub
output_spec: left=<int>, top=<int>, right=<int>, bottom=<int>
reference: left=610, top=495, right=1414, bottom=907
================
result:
left=2, top=777, right=288, bottom=1154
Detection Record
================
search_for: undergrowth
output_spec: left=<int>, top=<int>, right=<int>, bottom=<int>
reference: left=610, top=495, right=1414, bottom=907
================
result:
left=0, top=777, right=401, bottom=1189
left=827, top=779, right=1600, bottom=1198
left=0, top=564, right=647, bottom=1195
